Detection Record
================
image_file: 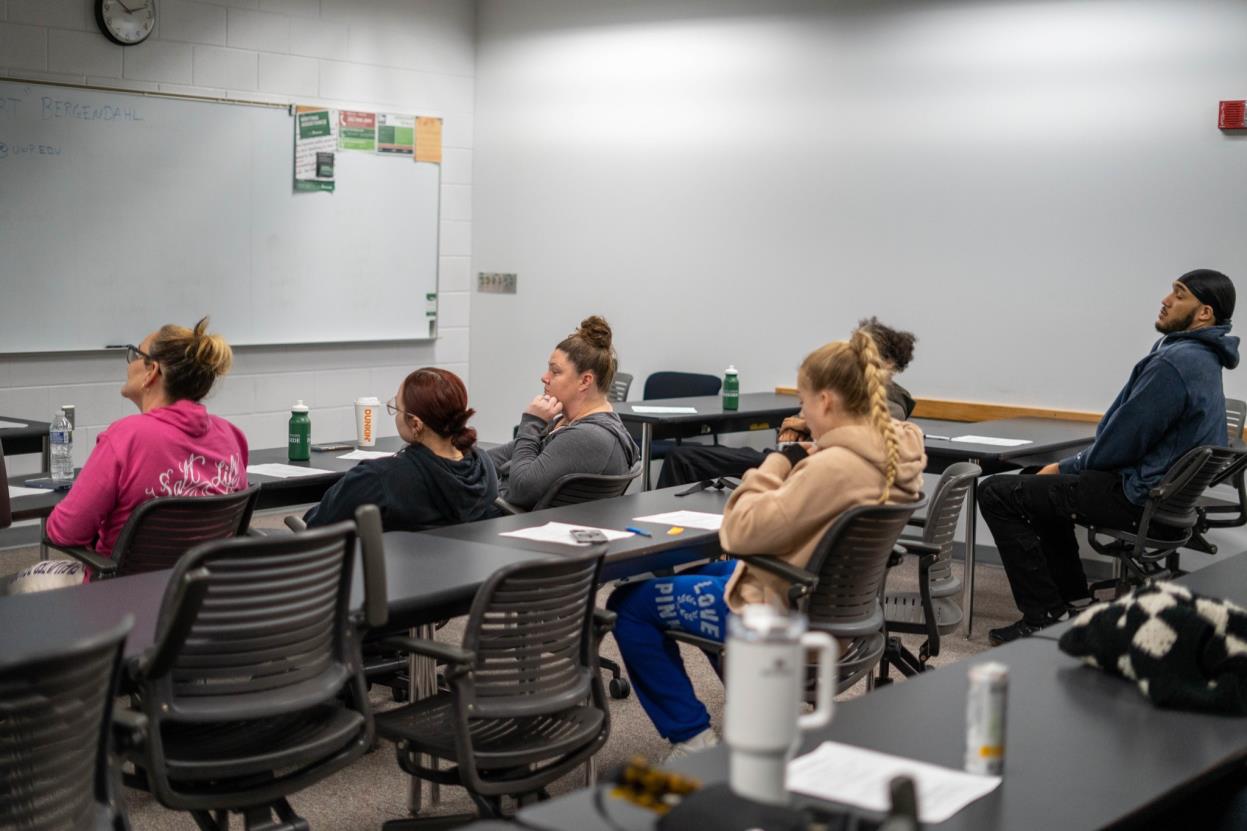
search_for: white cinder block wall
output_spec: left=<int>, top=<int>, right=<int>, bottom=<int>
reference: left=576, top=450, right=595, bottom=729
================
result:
left=0, top=0, right=475, bottom=475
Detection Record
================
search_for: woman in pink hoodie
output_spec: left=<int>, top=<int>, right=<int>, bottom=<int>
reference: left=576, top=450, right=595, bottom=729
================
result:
left=4, top=318, right=248, bottom=594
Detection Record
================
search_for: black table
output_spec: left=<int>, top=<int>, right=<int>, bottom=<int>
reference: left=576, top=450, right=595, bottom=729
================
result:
left=0, top=414, right=49, bottom=468
left=513, top=636, right=1247, bottom=831
left=912, top=417, right=1097, bottom=636
left=0, top=487, right=726, bottom=660
left=615, top=393, right=800, bottom=489
left=245, top=435, right=409, bottom=509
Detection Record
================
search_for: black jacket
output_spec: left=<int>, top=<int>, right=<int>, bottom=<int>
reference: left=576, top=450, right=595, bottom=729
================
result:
left=304, top=443, right=498, bottom=531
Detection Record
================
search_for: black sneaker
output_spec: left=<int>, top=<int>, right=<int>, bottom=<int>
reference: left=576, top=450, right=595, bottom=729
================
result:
left=988, top=609, right=1072, bottom=646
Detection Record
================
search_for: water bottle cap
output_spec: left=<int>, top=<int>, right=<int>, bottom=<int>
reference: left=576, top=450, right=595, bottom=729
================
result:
left=725, top=365, right=737, bottom=374
left=292, top=400, right=309, bottom=413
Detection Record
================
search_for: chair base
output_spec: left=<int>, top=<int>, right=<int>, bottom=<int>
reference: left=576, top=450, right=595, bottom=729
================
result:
left=381, top=814, right=478, bottom=831
left=876, top=637, right=928, bottom=686
left=598, top=656, right=631, bottom=699
left=191, top=799, right=308, bottom=831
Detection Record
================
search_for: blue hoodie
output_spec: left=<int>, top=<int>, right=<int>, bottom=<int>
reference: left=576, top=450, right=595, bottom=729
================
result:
left=1059, top=324, right=1240, bottom=505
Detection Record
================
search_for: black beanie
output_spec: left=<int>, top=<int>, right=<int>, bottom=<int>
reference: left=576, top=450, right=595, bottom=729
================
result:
left=1177, top=269, right=1236, bottom=325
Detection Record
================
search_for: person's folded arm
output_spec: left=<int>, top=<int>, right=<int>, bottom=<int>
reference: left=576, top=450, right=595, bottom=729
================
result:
left=503, top=419, right=616, bottom=509
left=718, top=450, right=837, bottom=557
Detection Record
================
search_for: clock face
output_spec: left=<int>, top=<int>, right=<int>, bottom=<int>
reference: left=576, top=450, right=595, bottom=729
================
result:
left=96, top=0, right=156, bottom=46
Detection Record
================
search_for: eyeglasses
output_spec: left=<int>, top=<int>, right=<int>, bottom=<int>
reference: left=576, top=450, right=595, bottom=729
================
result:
left=122, top=344, right=153, bottom=364
left=386, top=397, right=411, bottom=417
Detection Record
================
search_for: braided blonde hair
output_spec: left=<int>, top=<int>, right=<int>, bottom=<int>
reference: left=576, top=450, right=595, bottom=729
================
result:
left=798, top=328, right=900, bottom=503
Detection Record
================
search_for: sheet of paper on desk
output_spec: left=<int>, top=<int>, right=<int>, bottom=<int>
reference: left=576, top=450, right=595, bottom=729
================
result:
left=632, top=510, right=723, bottom=530
left=500, top=521, right=635, bottom=546
left=0, top=420, right=28, bottom=429
left=245, top=463, right=335, bottom=479
left=8, top=485, right=45, bottom=498
left=629, top=406, right=698, bottom=414
left=787, top=741, right=1001, bottom=823
left=336, top=450, right=395, bottom=460
left=950, top=435, right=1033, bottom=447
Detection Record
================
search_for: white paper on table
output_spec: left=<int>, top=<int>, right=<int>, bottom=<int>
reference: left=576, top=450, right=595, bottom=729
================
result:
left=787, top=741, right=1001, bottom=823
left=336, top=450, right=395, bottom=460
left=632, top=510, right=723, bottom=530
left=629, top=406, right=698, bottom=414
left=0, top=420, right=28, bottom=429
left=246, top=463, right=335, bottom=479
left=949, top=435, right=1033, bottom=448
left=499, top=521, right=634, bottom=547
left=8, top=485, right=45, bottom=498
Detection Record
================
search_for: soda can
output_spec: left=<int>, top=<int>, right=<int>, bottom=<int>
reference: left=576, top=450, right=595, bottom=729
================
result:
left=965, top=661, right=1008, bottom=775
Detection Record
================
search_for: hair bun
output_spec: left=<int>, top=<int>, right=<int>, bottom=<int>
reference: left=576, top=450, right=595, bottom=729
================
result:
left=576, top=315, right=613, bottom=350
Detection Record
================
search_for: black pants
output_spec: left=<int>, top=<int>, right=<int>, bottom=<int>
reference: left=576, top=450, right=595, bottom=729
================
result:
left=656, top=445, right=765, bottom=488
left=977, top=470, right=1143, bottom=621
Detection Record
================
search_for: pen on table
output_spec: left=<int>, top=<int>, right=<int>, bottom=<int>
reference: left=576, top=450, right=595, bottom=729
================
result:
left=926, top=434, right=951, bottom=441
left=625, top=526, right=652, bottom=537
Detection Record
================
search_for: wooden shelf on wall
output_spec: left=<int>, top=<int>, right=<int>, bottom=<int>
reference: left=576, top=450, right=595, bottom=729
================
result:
left=773, top=387, right=1101, bottom=424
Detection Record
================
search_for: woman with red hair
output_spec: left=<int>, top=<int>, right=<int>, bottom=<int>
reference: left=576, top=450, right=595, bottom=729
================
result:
left=304, top=367, right=497, bottom=531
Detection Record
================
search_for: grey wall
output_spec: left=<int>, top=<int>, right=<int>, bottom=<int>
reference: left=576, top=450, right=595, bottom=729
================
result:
left=0, top=0, right=476, bottom=473
left=469, top=0, right=1247, bottom=442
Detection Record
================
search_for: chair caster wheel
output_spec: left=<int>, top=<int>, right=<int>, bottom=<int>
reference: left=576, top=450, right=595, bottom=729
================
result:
left=609, top=677, right=631, bottom=699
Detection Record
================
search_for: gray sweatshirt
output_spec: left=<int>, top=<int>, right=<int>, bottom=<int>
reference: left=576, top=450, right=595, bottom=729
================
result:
left=488, top=411, right=641, bottom=509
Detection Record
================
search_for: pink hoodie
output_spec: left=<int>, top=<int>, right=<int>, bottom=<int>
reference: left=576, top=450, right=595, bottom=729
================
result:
left=45, top=399, right=249, bottom=557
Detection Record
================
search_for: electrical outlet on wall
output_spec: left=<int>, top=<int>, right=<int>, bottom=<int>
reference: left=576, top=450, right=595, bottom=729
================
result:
left=478, top=272, right=518, bottom=294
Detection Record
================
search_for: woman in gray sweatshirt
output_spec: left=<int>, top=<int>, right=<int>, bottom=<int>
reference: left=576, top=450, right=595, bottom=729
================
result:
left=488, top=315, right=640, bottom=510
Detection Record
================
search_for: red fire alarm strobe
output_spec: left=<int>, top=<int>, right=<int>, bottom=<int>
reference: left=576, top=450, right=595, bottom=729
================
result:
left=1220, top=100, right=1246, bottom=130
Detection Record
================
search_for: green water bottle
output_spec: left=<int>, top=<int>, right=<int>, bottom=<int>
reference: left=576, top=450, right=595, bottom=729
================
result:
left=723, top=365, right=739, bottom=411
left=288, top=400, right=311, bottom=461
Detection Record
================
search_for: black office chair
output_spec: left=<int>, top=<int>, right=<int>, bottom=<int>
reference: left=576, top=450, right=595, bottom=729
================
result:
left=494, top=462, right=643, bottom=515
left=0, top=443, right=10, bottom=529
left=1189, top=398, right=1247, bottom=554
left=666, top=499, right=926, bottom=693
left=44, top=484, right=261, bottom=578
left=0, top=614, right=133, bottom=831
left=120, top=505, right=387, bottom=831
left=608, top=371, right=634, bottom=403
left=375, top=550, right=613, bottom=826
left=1085, top=445, right=1244, bottom=596
left=495, top=461, right=642, bottom=699
left=639, top=371, right=723, bottom=459
left=878, top=463, right=980, bottom=682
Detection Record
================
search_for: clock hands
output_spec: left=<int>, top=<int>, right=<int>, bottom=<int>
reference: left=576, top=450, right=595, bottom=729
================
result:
left=113, top=0, right=152, bottom=14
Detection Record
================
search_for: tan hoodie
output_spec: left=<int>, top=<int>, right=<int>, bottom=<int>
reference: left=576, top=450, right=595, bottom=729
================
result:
left=718, top=419, right=927, bottom=612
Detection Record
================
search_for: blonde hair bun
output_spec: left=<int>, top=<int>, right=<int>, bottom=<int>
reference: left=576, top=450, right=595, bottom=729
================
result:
left=190, top=317, right=233, bottom=377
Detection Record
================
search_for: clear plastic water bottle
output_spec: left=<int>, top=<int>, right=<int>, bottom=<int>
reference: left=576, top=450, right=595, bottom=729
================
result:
left=50, top=407, right=74, bottom=482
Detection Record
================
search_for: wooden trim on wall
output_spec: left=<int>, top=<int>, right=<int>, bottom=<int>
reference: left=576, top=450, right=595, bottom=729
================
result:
left=773, top=387, right=1101, bottom=424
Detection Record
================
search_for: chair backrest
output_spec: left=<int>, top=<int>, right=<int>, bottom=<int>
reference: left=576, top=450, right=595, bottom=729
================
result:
left=1227, top=399, right=1246, bottom=450
left=608, top=371, right=633, bottom=403
left=147, top=511, right=380, bottom=721
left=922, top=462, right=981, bottom=583
left=0, top=444, right=10, bottom=529
left=532, top=462, right=643, bottom=510
left=1149, top=446, right=1244, bottom=529
left=112, top=484, right=261, bottom=576
left=0, top=615, right=132, bottom=831
left=802, top=499, right=926, bottom=638
left=643, top=371, right=721, bottom=400
left=457, top=551, right=605, bottom=720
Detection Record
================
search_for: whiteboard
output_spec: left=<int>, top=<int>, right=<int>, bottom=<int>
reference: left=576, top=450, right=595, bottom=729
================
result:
left=0, top=79, right=440, bottom=353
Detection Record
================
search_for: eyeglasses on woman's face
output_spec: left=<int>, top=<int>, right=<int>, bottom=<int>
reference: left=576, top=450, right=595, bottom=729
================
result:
left=123, top=344, right=153, bottom=364
left=386, top=397, right=411, bottom=417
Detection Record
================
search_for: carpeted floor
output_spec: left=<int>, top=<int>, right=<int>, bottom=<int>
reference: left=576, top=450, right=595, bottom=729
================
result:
left=1, top=510, right=1026, bottom=830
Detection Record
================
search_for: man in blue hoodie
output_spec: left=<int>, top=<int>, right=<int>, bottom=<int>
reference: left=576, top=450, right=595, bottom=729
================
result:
left=980, top=269, right=1240, bottom=645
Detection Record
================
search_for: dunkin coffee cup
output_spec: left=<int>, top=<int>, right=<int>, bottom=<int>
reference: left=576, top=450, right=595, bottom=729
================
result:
left=354, top=397, right=381, bottom=447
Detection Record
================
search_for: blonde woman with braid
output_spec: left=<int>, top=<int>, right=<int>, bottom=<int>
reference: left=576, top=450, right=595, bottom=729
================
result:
left=607, top=329, right=927, bottom=759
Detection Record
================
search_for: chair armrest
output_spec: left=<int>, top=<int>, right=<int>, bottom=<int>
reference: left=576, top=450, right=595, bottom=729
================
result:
left=354, top=504, right=388, bottom=630
left=905, top=516, right=927, bottom=529
left=131, top=568, right=210, bottom=682
left=110, top=707, right=148, bottom=753
left=494, top=496, right=524, bottom=515
left=380, top=635, right=475, bottom=668
left=593, top=608, right=617, bottom=638
left=896, top=538, right=942, bottom=558
left=285, top=515, right=308, bottom=532
left=245, top=527, right=270, bottom=537
left=745, top=555, right=816, bottom=586
left=42, top=539, right=117, bottom=575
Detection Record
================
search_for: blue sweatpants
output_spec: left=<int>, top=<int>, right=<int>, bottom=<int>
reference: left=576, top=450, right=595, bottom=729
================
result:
left=606, top=560, right=735, bottom=742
